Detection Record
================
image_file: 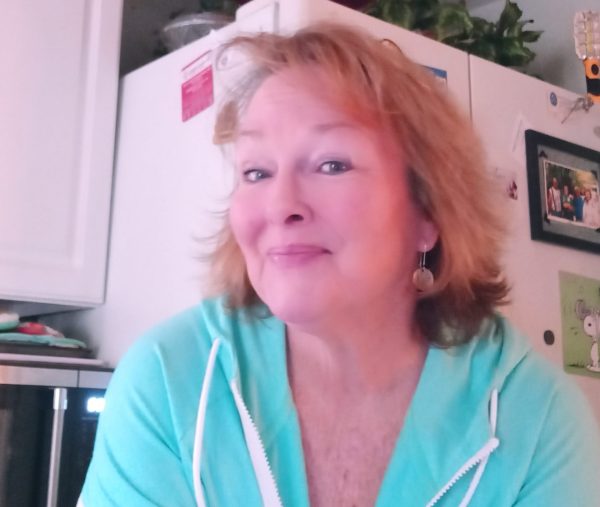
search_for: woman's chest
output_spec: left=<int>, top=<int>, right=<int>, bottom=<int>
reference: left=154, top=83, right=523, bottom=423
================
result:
left=299, top=404, right=408, bottom=507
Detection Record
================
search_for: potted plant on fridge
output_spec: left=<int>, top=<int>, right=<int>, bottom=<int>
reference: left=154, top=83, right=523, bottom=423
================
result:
left=366, top=0, right=543, bottom=69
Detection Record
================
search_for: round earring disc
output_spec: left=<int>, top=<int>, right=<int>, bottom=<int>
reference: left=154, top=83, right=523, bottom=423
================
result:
left=412, top=267, right=434, bottom=291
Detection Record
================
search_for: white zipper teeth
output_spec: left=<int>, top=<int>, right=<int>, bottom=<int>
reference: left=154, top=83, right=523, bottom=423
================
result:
left=230, top=381, right=284, bottom=507
left=426, top=437, right=500, bottom=507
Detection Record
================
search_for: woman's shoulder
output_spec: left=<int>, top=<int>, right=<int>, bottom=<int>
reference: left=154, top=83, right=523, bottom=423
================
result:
left=111, top=297, right=282, bottom=393
left=100, top=298, right=280, bottom=447
left=454, top=316, right=600, bottom=503
left=488, top=318, right=600, bottom=503
left=440, top=314, right=596, bottom=428
left=121, top=297, right=255, bottom=353
left=82, top=297, right=253, bottom=505
left=471, top=315, right=598, bottom=440
left=471, top=315, right=588, bottom=398
left=115, top=298, right=227, bottom=372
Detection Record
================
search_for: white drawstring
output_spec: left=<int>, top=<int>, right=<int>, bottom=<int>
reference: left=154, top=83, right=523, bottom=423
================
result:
left=192, top=338, right=222, bottom=507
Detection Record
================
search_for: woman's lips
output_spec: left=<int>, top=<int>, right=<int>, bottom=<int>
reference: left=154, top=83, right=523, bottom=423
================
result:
left=266, top=244, right=330, bottom=267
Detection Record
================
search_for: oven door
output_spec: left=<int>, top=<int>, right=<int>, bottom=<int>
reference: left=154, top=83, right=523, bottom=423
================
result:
left=0, top=366, right=77, bottom=507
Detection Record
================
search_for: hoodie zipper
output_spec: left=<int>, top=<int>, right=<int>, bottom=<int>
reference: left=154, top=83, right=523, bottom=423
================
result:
left=425, top=437, right=499, bottom=507
left=426, top=389, right=500, bottom=507
left=230, top=380, right=284, bottom=507
left=193, top=338, right=283, bottom=507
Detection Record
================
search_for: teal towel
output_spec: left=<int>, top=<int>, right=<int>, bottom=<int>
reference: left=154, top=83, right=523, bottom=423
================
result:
left=0, top=332, right=86, bottom=349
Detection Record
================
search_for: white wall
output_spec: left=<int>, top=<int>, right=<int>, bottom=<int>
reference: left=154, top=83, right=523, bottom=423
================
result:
left=468, top=0, right=598, bottom=96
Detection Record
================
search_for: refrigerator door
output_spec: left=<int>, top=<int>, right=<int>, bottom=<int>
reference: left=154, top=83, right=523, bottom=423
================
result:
left=469, top=55, right=600, bottom=422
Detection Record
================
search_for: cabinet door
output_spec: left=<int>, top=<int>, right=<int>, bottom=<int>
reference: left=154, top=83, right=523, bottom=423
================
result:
left=0, top=1, right=122, bottom=306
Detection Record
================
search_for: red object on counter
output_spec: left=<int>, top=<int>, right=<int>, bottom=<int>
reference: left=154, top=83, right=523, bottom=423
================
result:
left=16, top=322, right=48, bottom=335
left=16, top=322, right=65, bottom=337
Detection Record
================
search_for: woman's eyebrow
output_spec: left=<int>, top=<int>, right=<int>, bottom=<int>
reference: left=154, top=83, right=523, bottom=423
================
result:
left=237, top=121, right=358, bottom=139
left=237, top=128, right=263, bottom=139
left=312, top=121, right=359, bottom=133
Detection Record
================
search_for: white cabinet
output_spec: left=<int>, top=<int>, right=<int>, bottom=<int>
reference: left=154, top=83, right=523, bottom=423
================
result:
left=0, top=1, right=123, bottom=307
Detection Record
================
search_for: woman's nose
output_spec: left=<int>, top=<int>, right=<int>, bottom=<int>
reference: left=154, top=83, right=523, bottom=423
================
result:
left=265, top=173, right=312, bottom=225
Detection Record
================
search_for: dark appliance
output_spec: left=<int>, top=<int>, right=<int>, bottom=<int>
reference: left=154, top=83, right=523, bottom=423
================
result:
left=0, top=363, right=112, bottom=507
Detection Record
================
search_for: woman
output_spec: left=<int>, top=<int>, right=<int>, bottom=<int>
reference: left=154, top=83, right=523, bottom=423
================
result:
left=583, top=188, right=600, bottom=228
left=80, top=24, right=600, bottom=506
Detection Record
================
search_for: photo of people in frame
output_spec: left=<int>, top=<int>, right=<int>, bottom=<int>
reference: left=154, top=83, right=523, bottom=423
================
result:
left=543, top=160, right=600, bottom=229
left=525, top=129, right=600, bottom=253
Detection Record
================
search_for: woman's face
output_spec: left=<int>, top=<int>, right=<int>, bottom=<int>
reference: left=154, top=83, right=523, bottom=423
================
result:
left=229, top=68, right=436, bottom=328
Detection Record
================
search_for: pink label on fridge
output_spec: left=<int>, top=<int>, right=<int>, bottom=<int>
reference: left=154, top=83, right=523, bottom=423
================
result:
left=181, top=51, right=214, bottom=122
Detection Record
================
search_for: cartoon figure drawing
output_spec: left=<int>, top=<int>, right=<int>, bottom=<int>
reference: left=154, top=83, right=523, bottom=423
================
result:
left=575, top=299, right=600, bottom=373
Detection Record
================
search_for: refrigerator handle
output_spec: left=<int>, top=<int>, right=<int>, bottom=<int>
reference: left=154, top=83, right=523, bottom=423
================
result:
left=46, top=387, right=68, bottom=507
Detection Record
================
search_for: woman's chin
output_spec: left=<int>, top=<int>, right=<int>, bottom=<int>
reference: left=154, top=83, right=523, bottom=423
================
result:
left=263, top=295, right=328, bottom=328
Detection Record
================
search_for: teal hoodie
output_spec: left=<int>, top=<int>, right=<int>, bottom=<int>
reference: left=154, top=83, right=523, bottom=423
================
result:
left=80, top=298, right=600, bottom=506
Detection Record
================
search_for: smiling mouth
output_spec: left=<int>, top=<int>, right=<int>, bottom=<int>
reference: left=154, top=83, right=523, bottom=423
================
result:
left=266, top=244, right=330, bottom=266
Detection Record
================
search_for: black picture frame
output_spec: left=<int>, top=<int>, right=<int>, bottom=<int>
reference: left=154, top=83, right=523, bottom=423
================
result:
left=525, top=129, right=600, bottom=254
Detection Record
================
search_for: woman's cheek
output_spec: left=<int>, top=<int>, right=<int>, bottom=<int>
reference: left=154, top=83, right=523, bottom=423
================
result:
left=228, top=199, right=246, bottom=245
left=229, top=193, right=260, bottom=250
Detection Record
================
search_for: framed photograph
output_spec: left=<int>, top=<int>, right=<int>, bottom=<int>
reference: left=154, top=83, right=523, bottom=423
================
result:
left=525, top=129, right=600, bottom=253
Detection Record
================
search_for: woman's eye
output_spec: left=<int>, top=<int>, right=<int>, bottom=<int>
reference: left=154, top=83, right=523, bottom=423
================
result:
left=318, top=160, right=350, bottom=175
left=242, top=168, right=270, bottom=183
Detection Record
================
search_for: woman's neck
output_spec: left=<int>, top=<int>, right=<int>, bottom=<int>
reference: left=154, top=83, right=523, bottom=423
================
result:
left=285, top=300, right=428, bottom=395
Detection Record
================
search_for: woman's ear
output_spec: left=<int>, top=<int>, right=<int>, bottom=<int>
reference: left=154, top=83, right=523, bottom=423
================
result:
left=417, top=217, right=439, bottom=252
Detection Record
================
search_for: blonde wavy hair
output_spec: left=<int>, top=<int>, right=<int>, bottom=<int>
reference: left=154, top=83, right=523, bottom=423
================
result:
left=209, top=22, right=508, bottom=345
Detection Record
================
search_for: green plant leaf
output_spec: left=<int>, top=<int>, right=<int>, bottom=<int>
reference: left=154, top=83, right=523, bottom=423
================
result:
left=199, top=0, right=230, bottom=12
left=366, top=0, right=541, bottom=71
left=507, top=19, right=530, bottom=37
left=498, top=38, right=535, bottom=66
left=372, top=0, right=416, bottom=29
left=413, top=0, right=440, bottom=28
left=521, top=30, right=543, bottom=43
left=497, top=0, right=523, bottom=35
left=393, top=3, right=416, bottom=29
left=466, top=39, right=498, bottom=62
left=471, top=16, right=495, bottom=37
left=434, top=4, right=474, bottom=41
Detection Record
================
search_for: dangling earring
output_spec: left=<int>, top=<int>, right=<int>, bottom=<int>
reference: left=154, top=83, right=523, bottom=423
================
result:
left=412, top=248, right=434, bottom=292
